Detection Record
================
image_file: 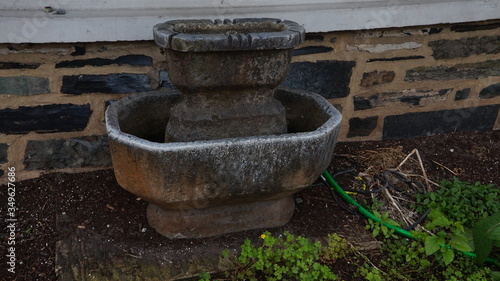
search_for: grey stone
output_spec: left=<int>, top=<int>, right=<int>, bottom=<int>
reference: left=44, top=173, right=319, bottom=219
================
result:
left=455, top=88, right=471, bottom=100
left=479, top=83, right=500, bottom=99
left=354, top=89, right=451, bottom=111
left=429, top=36, right=500, bottom=59
left=24, top=135, right=111, bottom=170
left=61, top=74, right=152, bottom=94
left=0, top=76, right=50, bottom=95
left=383, top=105, right=500, bottom=139
left=451, top=22, right=500, bottom=32
left=0, top=143, right=8, bottom=164
left=405, top=59, right=500, bottom=81
left=282, top=60, right=355, bottom=99
left=105, top=88, right=342, bottom=238
left=347, top=116, right=378, bottom=138
left=0, top=104, right=91, bottom=134
left=154, top=18, right=305, bottom=52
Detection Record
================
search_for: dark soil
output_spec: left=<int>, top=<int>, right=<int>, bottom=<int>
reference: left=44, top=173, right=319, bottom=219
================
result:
left=1, top=130, right=499, bottom=281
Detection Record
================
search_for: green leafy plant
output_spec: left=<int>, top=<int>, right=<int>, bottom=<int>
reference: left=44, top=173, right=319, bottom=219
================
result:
left=366, top=209, right=401, bottom=240
left=321, top=233, right=350, bottom=264
left=233, top=231, right=337, bottom=280
left=473, top=212, right=500, bottom=266
left=419, top=209, right=472, bottom=265
left=416, top=178, right=499, bottom=228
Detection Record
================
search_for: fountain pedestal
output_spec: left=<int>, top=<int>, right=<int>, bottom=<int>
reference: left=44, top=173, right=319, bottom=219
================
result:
left=106, top=19, right=342, bottom=238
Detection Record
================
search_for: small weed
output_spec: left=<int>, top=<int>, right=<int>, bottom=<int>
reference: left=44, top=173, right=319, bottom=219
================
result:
left=321, top=233, right=350, bottom=264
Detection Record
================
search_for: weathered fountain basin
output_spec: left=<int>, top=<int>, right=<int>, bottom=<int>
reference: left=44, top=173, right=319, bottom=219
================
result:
left=106, top=87, right=341, bottom=238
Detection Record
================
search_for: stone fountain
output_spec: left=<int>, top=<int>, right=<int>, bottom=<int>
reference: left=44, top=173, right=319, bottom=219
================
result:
left=105, top=18, right=342, bottom=238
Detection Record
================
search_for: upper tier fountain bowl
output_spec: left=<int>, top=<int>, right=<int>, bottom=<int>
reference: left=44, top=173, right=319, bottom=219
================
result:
left=105, top=18, right=342, bottom=238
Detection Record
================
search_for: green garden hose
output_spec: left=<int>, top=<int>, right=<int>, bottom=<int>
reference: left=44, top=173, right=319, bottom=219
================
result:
left=321, top=170, right=498, bottom=264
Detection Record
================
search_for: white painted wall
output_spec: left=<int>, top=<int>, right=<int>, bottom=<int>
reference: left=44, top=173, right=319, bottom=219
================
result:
left=0, top=0, right=498, bottom=43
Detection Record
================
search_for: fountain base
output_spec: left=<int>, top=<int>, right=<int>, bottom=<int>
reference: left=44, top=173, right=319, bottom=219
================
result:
left=105, top=87, right=341, bottom=239
left=147, top=197, right=294, bottom=238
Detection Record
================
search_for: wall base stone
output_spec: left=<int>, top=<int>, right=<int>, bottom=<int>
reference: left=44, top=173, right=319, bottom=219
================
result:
left=24, top=136, right=111, bottom=170
left=383, top=105, right=500, bottom=139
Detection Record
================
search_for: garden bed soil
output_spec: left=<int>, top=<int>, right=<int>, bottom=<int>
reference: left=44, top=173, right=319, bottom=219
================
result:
left=1, top=130, right=499, bottom=280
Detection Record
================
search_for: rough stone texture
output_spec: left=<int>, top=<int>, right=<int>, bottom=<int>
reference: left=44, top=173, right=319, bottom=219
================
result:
left=455, top=88, right=471, bottom=100
left=354, top=89, right=451, bottom=111
left=56, top=55, right=152, bottom=68
left=0, top=143, right=8, bottom=164
left=154, top=18, right=305, bottom=52
left=405, top=59, right=500, bottom=81
left=355, top=28, right=442, bottom=38
left=292, top=46, right=333, bottom=56
left=367, top=56, right=425, bottom=62
left=383, top=105, right=500, bottom=139
left=0, top=104, right=91, bottom=134
left=106, top=88, right=341, bottom=238
left=451, top=22, right=500, bottom=32
left=0, top=44, right=75, bottom=55
left=164, top=49, right=290, bottom=141
left=346, top=42, right=421, bottom=53
left=282, top=60, right=355, bottom=99
left=61, top=74, right=152, bottom=94
left=0, top=62, right=41, bottom=69
left=429, top=36, right=500, bottom=59
left=0, top=76, right=50, bottom=95
left=0, top=170, right=3, bottom=177
left=56, top=229, right=238, bottom=281
left=147, top=197, right=294, bottom=238
left=360, top=71, right=395, bottom=87
left=479, top=83, right=500, bottom=99
left=347, top=116, right=378, bottom=138
left=24, top=135, right=111, bottom=170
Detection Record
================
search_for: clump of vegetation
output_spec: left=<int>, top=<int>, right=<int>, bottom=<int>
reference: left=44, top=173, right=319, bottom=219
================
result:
left=201, top=179, right=499, bottom=281
left=415, top=178, right=499, bottom=228
left=200, top=231, right=339, bottom=281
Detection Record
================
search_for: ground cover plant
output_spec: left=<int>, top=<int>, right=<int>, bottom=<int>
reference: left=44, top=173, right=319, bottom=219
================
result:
left=200, top=178, right=499, bottom=281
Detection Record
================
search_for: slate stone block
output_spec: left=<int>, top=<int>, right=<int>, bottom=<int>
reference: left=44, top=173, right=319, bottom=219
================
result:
left=24, top=135, right=112, bottom=170
left=429, top=36, right=500, bottom=59
left=61, top=73, right=152, bottom=94
left=383, top=105, right=500, bottom=139
left=305, top=34, right=324, bottom=42
left=292, top=46, right=333, bottom=56
left=354, top=96, right=376, bottom=111
left=360, top=71, right=395, bottom=87
left=56, top=55, right=153, bottom=68
left=455, top=88, right=471, bottom=100
left=479, top=83, right=500, bottom=99
left=451, top=22, right=500, bottom=32
left=405, top=59, right=500, bottom=81
left=367, top=56, right=425, bottom=62
left=0, top=143, right=8, bottom=164
left=0, top=76, right=50, bottom=95
left=0, top=104, right=91, bottom=134
left=71, top=46, right=86, bottom=56
left=347, top=116, right=378, bottom=138
left=354, top=89, right=450, bottom=111
left=0, top=62, right=41, bottom=69
left=282, top=60, right=355, bottom=99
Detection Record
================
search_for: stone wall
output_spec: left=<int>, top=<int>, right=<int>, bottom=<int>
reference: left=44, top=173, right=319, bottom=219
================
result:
left=1, top=19, right=499, bottom=181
